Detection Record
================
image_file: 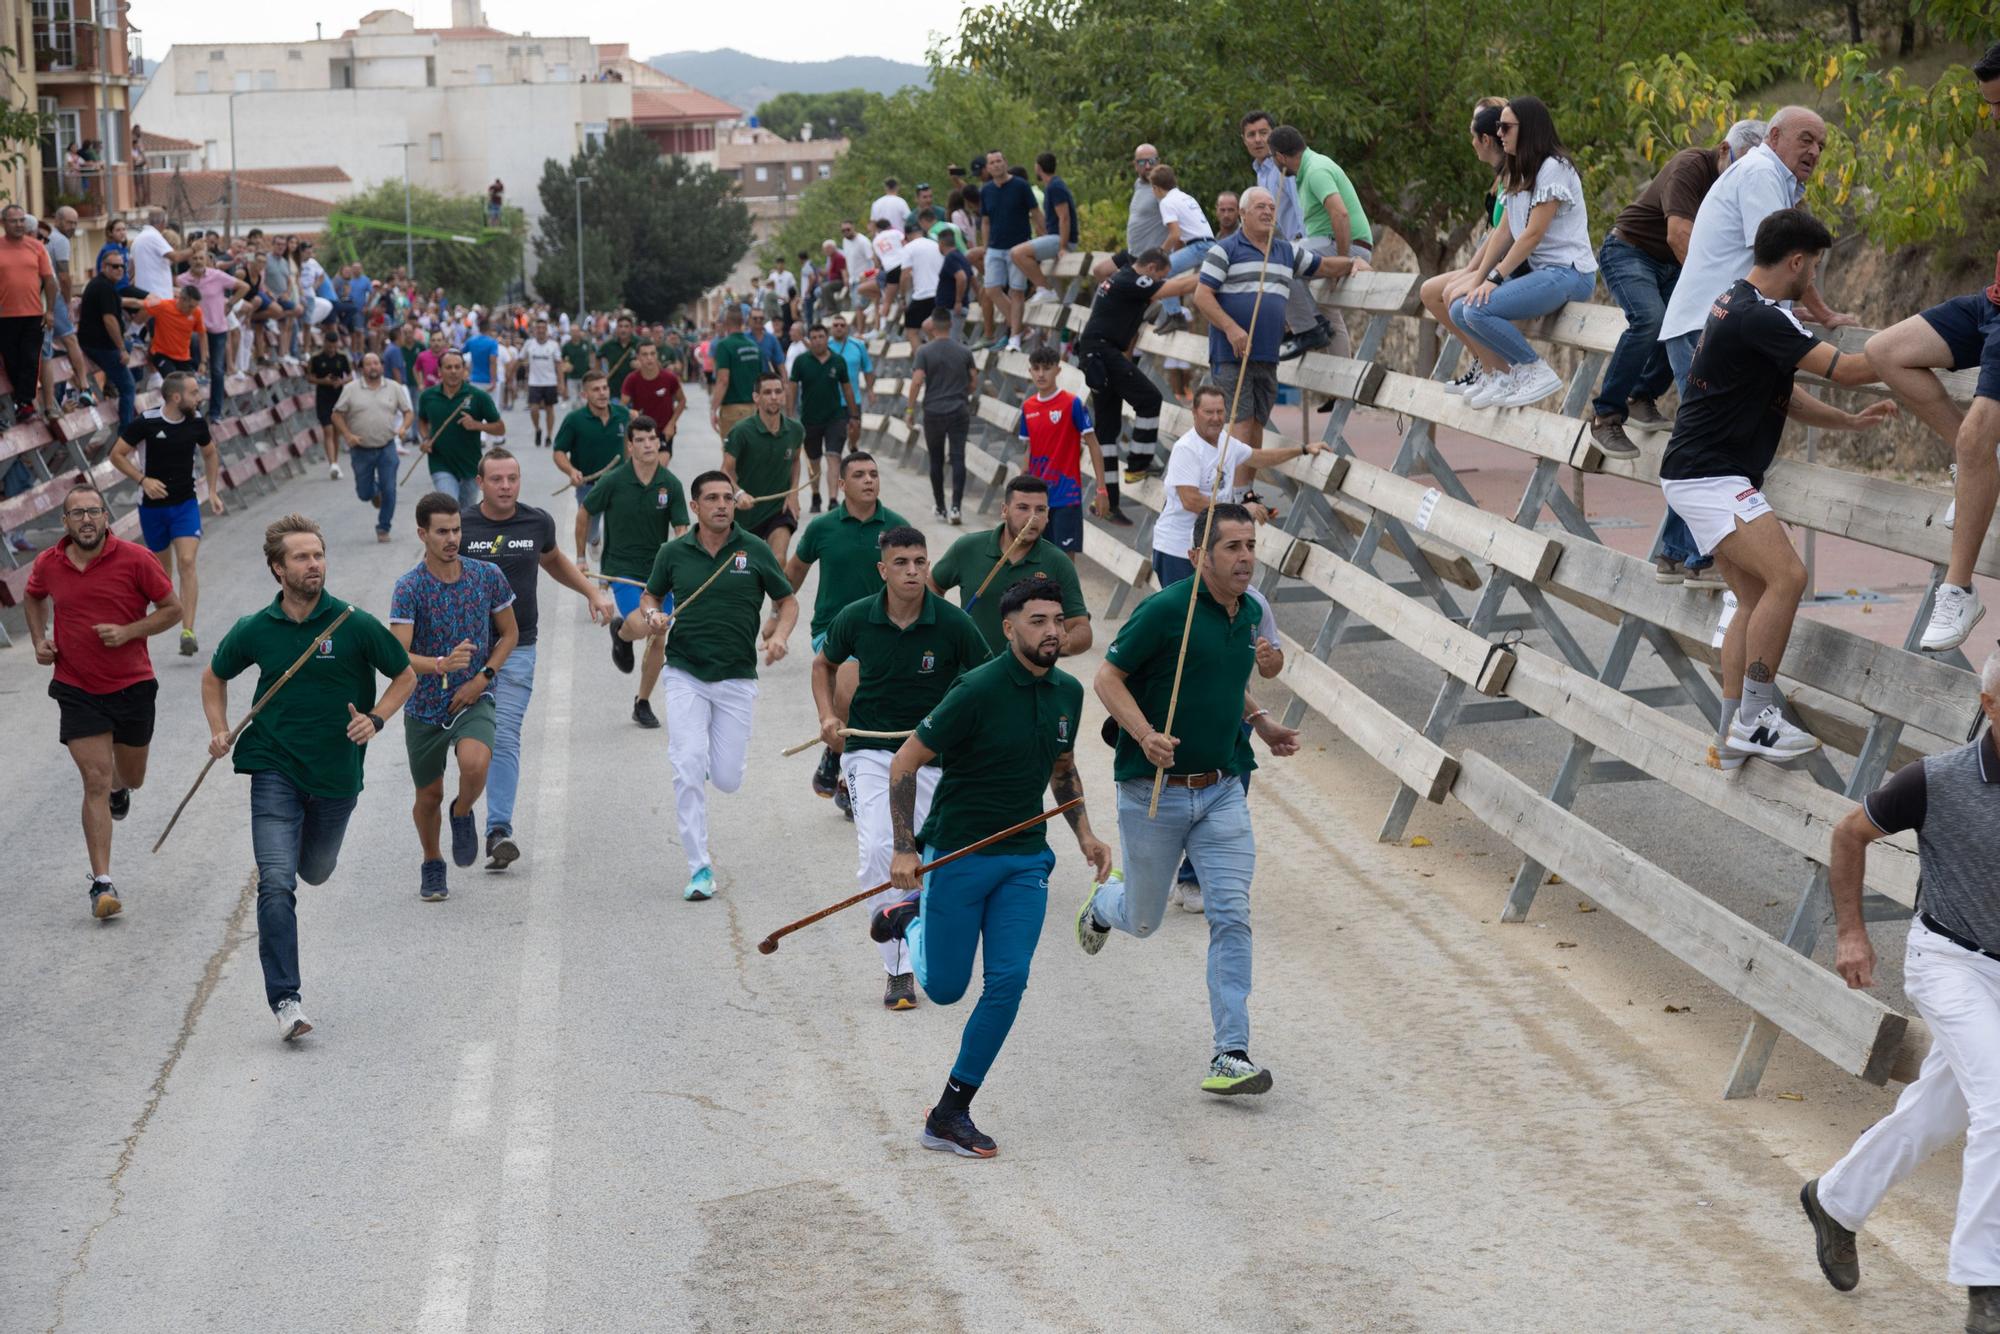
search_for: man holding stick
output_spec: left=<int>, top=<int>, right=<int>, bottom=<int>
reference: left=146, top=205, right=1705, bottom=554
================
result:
left=204, top=514, right=416, bottom=1040
left=552, top=371, right=630, bottom=564
left=1079, top=503, right=1300, bottom=1095
left=24, top=483, right=181, bottom=920
left=929, top=474, right=1091, bottom=655
left=629, top=471, right=798, bottom=901
left=814, top=524, right=987, bottom=1007
left=589, top=414, right=688, bottom=727
left=870, top=576, right=1113, bottom=1156
left=722, top=372, right=807, bottom=565
left=415, top=349, right=504, bottom=509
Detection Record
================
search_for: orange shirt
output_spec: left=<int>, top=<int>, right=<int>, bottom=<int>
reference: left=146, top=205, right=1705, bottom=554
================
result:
left=142, top=297, right=204, bottom=361
left=0, top=235, right=52, bottom=317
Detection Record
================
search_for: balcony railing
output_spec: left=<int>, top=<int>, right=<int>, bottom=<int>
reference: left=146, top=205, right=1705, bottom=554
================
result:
left=33, top=20, right=116, bottom=76
left=41, top=162, right=134, bottom=217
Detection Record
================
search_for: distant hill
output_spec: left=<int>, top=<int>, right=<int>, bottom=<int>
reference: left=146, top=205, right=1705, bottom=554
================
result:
left=645, top=49, right=928, bottom=117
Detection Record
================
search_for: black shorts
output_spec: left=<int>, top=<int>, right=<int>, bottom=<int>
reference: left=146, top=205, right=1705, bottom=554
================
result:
left=802, top=418, right=841, bottom=462
left=51, top=678, right=158, bottom=747
left=315, top=395, right=340, bottom=426
left=527, top=384, right=558, bottom=406
left=880, top=267, right=902, bottom=292
left=750, top=509, right=798, bottom=542
left=903, top=298, right=936, bottom=331
left=1045, top=503, right=1083, bottom=554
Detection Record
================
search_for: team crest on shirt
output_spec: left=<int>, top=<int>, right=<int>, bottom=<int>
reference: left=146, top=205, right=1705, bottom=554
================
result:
left=1048, top=409, right=1063, bottom=426
left=317, top=637, right=336, bottom=657
left=1057, top=714, right=1071, bottom=741
left=656, top=489, right=672, bottom=509
left=732, top=551, right=750, bottom=571
left=919, top=650, right=936, bottom=674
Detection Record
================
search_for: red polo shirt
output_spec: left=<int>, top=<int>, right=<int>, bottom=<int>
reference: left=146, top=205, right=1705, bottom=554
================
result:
left=620, top=368, right=682, bottom=433
left=24, top=534, right=174, bottom=693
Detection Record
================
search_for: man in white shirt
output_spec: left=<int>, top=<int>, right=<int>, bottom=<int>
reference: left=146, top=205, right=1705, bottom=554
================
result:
left=130, top=209, right=179, bottom=298
left=839, top=222, right=874, bottom=316
left=871, top=218, right=908, bottom=330
left=522, top=316, right=563, bottom=448
left=898, top=219, right=945, bottom=348
left=1152, top=384, right=1324, bottom=584
left=870, top=178, right=911, bottom=235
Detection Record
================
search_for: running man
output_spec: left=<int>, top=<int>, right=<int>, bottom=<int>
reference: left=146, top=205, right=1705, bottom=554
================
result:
left=522, top=316, right=563, bottom=447
left=108, top=371, right=221, bottom=657
left=331, top=350, right=413, bottom=545
left=388, top=492, right=519, bottom=903
left=870, top=576, right=1114, bottom=1157
left=1016, top=344, right=1111, bottom=552
left=788, top=323, right=855, bottom=514
left=598, top=314, right=639, bottom=386
left=619, top=338, right=686, bottom=450
left=204, top=514, right=416, bottom=1040
left=306, top=325, right=353, bottom=479
left=627, top=471, right=798, bottom=901
left=459, top=447, right=617, bottom=869
left=23, top=483, right=181, bottom=919
left=709, top=307, right=765, bottom=441
left=553, top=371, right=631, bottom=564
left=722, top=371, right=807, bottom=565
left=827, top=313, right=875, bottom=453
left=1079, top=502, right=1302, bottom=1095
left=814, top=524, right=987, bottom=1008
left=560, top=324, right=595, bottom=408
left=930, top=474, right=1092, bottom=655
left=590, top=414, right=689, bottom=728
left=785, top=450, right=907, bottom=800
left=415, top=349, right=504, bottom=509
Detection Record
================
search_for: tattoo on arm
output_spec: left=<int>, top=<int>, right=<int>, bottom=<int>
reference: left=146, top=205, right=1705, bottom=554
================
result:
left=1050, top=755, right=1086, bottom=834
left=1746, top=660, right=1774, bottom=684
left=890, top=771, right=919, bottom=853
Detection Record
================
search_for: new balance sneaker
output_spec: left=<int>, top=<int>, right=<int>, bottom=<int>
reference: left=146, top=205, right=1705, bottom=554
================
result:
left=812, top=749, right=840, bottom=798
left=420, top=858, right=449, bottom=902
left=870, top=888, right=922, bottom=943
left=1625, top=397, right=1673, bottom=428
left=1075, top=873, right=1116, bottom=956
left=1682, top=563, right=1728, bottom=592
left=884, top=972, right=918, bottom=1010
left=1202, top=1052, right=1273, bottom=1096
left=1589, top=416, right=1640, bottom=459
left=449, top=808, right=478, bottom=868
left=1441, top=369, right=1481, bottom=396
left=89, top=878, right=122, bottom=920
left=1707, top=740, right=1745, bottom=773
left=485, top=827, right=520, bottom=871
left=632, top=697, right=661, bottom=729
left=1653, top=557, right=1686, bottom=584
left=921, top=1105, right=998, bottom=1158
left=683, top=866, right=716, bottom=902
left=275, top=997, right=313, bottom=1042
left=108, top=787, right=130, bottom=820
left=179, top=629, right=199, bottom=657
left=1497, top=361, right=1564, bottom=408
left=1463, top=368, right=1516, bottom=410
left=1921, top=582, right=1984, bottom=653
left=610, top=623, right=634, bottom=674
left=1798, top=1180, right=1859, bottom=1292
left=1725, top=704, right=1821, bottom=761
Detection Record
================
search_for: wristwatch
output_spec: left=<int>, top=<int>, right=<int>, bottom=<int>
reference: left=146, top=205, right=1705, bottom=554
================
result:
left=365, top=712, right=385, bottom=735
left=479, top=665, right=497, bottom=681
left=1486, top=267, right=1507, bottom=285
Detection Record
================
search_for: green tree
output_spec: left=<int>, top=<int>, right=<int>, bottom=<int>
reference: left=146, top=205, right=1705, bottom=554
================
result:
left=0, top=46, right=50, bottom=201
left=532, top=126, right=751, bottom=320
left=329, top=179, right=522, bottom=306
left=753, top=90, right=880, bottom=143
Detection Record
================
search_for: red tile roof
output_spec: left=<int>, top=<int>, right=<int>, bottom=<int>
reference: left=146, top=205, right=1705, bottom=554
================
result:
left=632, top=87, right=742, bottom=123
left=161, top=173, right=334, bottom=224
left=138, top=130, right=199, bottom=153
left=237, top=166, right=353, bottom=186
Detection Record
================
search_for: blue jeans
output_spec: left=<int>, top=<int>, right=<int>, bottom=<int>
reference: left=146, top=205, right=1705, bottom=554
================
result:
left=249, top=770, right=359, bottom=1010
left=1098, top=778, right=1257, bottom=1055
left=430, top=470, right=481, bottom=509
left=1593, top=234, right=1678, bottom=419
left=1450, top=264, right=1597, bottom=367
left=484, top=645, right=536, bottom=835
left=1160, top=238, right=1215, bottom=318
left=908, top=846, right=1053, bottom=1087
left=87, top=344, right=135, bottom=430
left=204, top=330, right=228, bottom=416
left=1658, top=329, right=1707, bottom=569
left=351, top=444, right=397, bottom=533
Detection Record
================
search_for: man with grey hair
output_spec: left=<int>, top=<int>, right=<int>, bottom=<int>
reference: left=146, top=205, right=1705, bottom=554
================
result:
left=1801, top=646, right=2000, bottom=1334
left=1092, top=142, right=1168, bottom=284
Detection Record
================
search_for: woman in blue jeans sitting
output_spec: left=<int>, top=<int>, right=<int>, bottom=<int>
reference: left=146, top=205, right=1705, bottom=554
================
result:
left=1445, top=96, right=1598, bottom=411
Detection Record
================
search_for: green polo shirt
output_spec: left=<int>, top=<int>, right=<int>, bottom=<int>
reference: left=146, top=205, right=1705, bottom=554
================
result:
left=209, top=592, right=412, bottom=800
left=644, top=524, right=793, bottom=681
left=552, top=402, right=630, bottom=477
left=712, top=332, right=764, bottom=404
left=1296, top=146, right=1373, bottom=247
left=1105, top=576, right=1259, bottom=782
left=915, top=650, right=1083, bottom=856
left=415, top=383, right=499, bottom=480
left=598, top=335, right=639, bottom=383
left=789, top=349, right=852, bottom=426
left=581, top=458, right=688, bottom=580
left=560, top=337, right=594, bottom=379
left=823, top=589, right=988, bottom=751
left=724, top=413, right=805, bottom=531
left=930, top=523, right=1089, bottom=651
left=793, top=500, right=908, bottom=636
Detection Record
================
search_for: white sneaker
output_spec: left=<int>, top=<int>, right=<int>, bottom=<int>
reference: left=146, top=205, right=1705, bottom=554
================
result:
left=1178, top=883, right=1205, bottom=914
left=1441, top=369, right=1480, bottom=396
left=329, top=462, right=342, bottom=480
left=1943, top=462, right=1956, bottom=529
left=1027, top=287, right=1059, bottom=305
left=1464, top=369, right=1516, bottom=410
left=1725, top=704, right=1821, bottom=761
left=1498, top=361, right=1564, bottom=408
left=1005, top=335, right=1022, bottom=352
left=1921, top=582, right=1984, bottom=653
left=275, top=997, right=313, bottom=1042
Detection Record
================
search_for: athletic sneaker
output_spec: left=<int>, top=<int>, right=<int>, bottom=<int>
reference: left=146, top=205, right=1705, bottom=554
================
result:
left=1027, top=287, right=1059, bottom=305
left=1442, top=369, right=1481, bottom=395
left=921, top=1105, right=998, bottom=1158
left=1707, top=740, right=1745, bottom=773
left=1178, top=883, right=1205, bottom=914
left=449, top=808, right=477, bottom=867
left=420, top=858, right=449, bottom=902
left=948, top=506, right=963, bottom=526
left=1005, top=335, right=1022, bottom=352
left=1075, top=873, right=1116, bottom=956
left=329, top=462, right=342, bottom=480
left=1798, top=1180, right=1859, bottom=1292
left=834, top=779, right=853, bottom=821
left=1276, top=319, right=1333, bottom=362
left=683, top=866, right=716, bottom=902
left=485, top=828, right=520, bottom=871
left=1682, top=563, right=1727, bottom=591
left=810, top=493, right=824, bottom=514
left=1589, top=416, right=1640, bottom=459
left=1725, top=704, right=1821, bottom=761
left=870, top=888, right=922, bottom=943
left=1463, top=368, right=1516, bottom=410
left=1497, top=361, right=1564, bottom=408
left=884, top=972, right=918, bottom=1010
left=179, top=629, right=199, bottom=656
left=1105, top=508, right=1134, bottom=527
left=934, top=505, right=948, bottom=521
left=275, top=997, right=313, bottom=1042
left=812, top=749, right=839, bottom=798
left=1921, top=582, right=1984, bottom=653
left=1201, top=1052, right=1273, bottom=1096
left=108, top=787, right=130, bottom=820
left=610, top=622, right=634, bottom=674
left=632, top=698, right=660, bottom=729
left=89, top=878, right=121, bottom=919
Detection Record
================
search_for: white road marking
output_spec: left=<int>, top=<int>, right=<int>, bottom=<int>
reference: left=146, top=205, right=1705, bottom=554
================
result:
left=447, top=1040, right=498, bottom=1138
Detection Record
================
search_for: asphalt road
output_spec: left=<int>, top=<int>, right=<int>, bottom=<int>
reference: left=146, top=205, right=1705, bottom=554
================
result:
left=0, top=395, right=1966, bottom=1332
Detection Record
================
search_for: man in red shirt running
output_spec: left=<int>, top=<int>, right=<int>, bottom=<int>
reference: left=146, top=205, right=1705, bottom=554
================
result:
left=619, top=338, right=685, bottom=450
left=22, top=482, right=183, bottom=919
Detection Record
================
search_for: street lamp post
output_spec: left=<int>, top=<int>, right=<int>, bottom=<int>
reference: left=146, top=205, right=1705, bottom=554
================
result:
left=225, top=91, right=245, bottom=240
left=383, top=141, right=417, bottom=283
left=573, top=175, right=591, bottom=319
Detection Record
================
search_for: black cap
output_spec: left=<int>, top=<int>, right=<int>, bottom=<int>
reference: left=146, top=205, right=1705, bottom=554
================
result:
left=946, top=163, right=964, bottom=176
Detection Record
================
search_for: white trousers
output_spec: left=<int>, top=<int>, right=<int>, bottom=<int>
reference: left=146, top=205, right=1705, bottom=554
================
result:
left=842, top=749, right=938, bottom=976
left=662, top=668, right=759, bottom=875
left=1820, top=918, right=2000, bottom=1285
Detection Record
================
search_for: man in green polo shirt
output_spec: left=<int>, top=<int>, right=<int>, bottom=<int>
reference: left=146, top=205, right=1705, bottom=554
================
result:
left=815, top=524, right=986, bottom=1009
left=709, top=307, right=764, bottom=440
left=560, top=328, right=595, bottom=404
left=552, top=370, right=631, bottom=564
left=788, top=323, right=855, bottom=513
left=786, top=450, right=906, bottom=802
left=1268, top=123, right=1374, bottom=360
left=1077, top=503, right=1302, bottom=1097
left=929, top=474, right=1091, bottom=655
left=631, top=470, right=798, bottom=901
left=587, top=414, right=688, bottom=728
left=598, top=314, right=639, bottom=386
left=416, top=349, right=504, bottom=509
left=722, top=371, right=807, bottom=564
left=202, top=513, right=417, bottom=1043
left=869, top=576, right=1113, bottom=1158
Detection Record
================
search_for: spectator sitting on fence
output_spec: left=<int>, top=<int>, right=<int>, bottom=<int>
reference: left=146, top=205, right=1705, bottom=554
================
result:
left=1422, top=100, right=1511, bottom=391
left=1266, top=124, right=1374, bottom=361
left=1446, top=96, right=1599, bottom=411
left=1654, top=209, right=1894, bottom=770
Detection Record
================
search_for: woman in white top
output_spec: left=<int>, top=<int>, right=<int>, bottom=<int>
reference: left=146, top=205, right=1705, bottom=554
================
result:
left=1445, top=96, right=1599, bottom=409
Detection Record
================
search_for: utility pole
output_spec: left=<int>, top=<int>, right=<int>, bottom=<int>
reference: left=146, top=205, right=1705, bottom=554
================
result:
left=225, top=91, right=244, bottom=240
left=573, top=174, right=591, bottom=319
left=384, top=141, right=417, bottom=282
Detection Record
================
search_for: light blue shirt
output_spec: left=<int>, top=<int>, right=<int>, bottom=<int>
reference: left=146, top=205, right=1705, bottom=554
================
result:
left=1659, top=143, right=1805, bottom=342
left=828, top=335, right=872, bottom=389
left=1253, top=155, right=1305, bottom=242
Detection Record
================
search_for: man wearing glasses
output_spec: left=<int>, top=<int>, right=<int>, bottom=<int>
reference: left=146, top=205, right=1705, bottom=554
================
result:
left=78, top=250, right=139, bottom=429
left=23, top=483, right=183, bottom=920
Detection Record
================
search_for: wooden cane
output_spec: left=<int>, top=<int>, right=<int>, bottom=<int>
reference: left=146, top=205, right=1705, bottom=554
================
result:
left=1147, top=239, right=1274, bottom=818
left=962, top=523, right=1038, bottom=611
left=550, top=461, right=616, bottom=497
left=153, top=606, right=357, bottom=854
left=400, top=397, right=474, bottom=485
left=742, top=481, right=808, bottom=506
left=757, top=797, right=1083, bottom=953
left=779, top=727, right=912, bottom=758
left=593, top=573, right=649, bottom=590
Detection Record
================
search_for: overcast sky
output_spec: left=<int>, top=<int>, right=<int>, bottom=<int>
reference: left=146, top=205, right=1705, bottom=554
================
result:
left=131, top=1, right=970, bottom=66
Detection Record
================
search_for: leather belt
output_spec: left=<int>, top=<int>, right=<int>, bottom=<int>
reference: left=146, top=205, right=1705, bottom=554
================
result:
left=1162, top=770, right=1226, bottom=790
left=1920, top=912, right=2000, bottom=963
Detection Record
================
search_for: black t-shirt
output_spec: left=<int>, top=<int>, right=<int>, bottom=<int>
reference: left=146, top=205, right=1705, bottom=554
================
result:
left=1658, top=279, right=1821, bottom=489
left=121, top=409, right=212, bottom=507
left=78, top=274, right=124, bottom=352
left=1079, top=263, right=1158, bottom=349
left=459, top=503, right=558, bottom=647
left=310, top=351, right=352, bottom=412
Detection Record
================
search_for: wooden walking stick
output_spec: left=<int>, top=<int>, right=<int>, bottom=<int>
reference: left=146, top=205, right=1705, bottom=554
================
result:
left=1147, top=237, right=1274, bottom=819
left=742, top=480, right=808, bottom=506
left=779, top=727, right=912, bottom=758
left=963, top=523, right=1037, bottom=611
left=153, top=606, right=357, bottom=854
left=400, top=397, right=475, bottom=486
left=592, top=573, right=649, bottom=590
left=550, top=460, right=616, bottom=497
left=757, top=797, right=1082, bottom=953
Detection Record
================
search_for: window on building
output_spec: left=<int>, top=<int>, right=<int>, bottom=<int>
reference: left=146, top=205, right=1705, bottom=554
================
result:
left=549, top=62, right=568, bottom=82
left=330, top=58, right=353, bottom=88
left=754, top=166, right=768, bottom=182
left=208, top=49, right=225, bottom=61
left=475, top=64, right=493, bottom=85
left=790, top=165, right=804, bottom=181
left=233, top=71, right=252, bottom=92
left=816, top=163, right=830, bottom=179
left=204, top=140, right=218, bottom=164
left=425, top=57, right=436, bottom=87
left=193, top=70, right=210, bottom=93
left=583, top=121, right=608, bottom=149
left=428, top=132, right=444, bottom=162
left=287, top=49, right=302, bottom=61
left=258, top=70, right=276, bottom=90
